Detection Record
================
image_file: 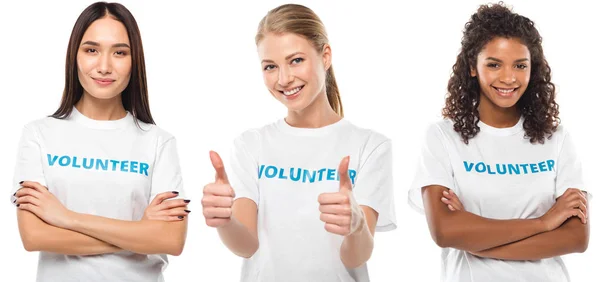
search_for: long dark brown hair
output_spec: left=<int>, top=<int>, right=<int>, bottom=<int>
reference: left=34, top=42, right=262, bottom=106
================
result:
left=443, top=3, right=559, bottom=144
left=52, top=2, right=154, bottom=125
left=255, top=4, right=344, bottom=117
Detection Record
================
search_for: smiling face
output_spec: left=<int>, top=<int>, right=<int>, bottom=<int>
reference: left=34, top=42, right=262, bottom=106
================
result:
left=77, top=16, right=132, bottom=100
left=472, top=37, right=531, bottom=110
left=257, top=32, right=331, bottom=113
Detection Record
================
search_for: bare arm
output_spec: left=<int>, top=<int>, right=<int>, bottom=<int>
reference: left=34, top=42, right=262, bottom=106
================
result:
left=473, top=217, right=589, bottom=260
left=216, top=198, right=259, bottom=258
left=423, top=185, right=547, bottom=252
left=471, top=192, right=590, bottom=260
left=340, top=206, right=377, bottom=268
left=16, top=182, right=188, bottom=256
left=17, top=209, right=120, bottom=255
left=65, top=212, right=187, bottom=256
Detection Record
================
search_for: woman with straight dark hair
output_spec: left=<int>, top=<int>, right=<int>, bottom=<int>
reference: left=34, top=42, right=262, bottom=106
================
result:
left=11, top=2, right=188, bottom=281
left=201, top=4, right=396, bottom=282
left=409, top=3, right=589, bottom=282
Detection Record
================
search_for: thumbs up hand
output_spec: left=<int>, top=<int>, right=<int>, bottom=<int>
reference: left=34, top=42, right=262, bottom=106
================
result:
left=318, top=156, right=365, bottom=236
left=202, top=151, right=236, bottom=228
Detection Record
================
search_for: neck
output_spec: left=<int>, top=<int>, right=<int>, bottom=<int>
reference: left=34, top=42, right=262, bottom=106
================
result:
left=478, top=94, right=520, bottom=128
left=285, top=90, right=341, bottom=128
left=75, top=92, right=127, bottom=121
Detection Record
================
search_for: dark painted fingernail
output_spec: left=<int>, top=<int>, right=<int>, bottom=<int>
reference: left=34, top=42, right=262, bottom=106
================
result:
left=184, top=199, right=191, bottom=203
left=185, top=210, right=191, bottom=213
left=172, top=191, right=179, bottom=194
left=13, top=193, right=16, bottom=196
left=19, top=181, right=23, bottom=184
left=178, top=216, right=184, bottom=219
left=13, top=199, right=16, bottom=203
left=16, top=204, right=20, bottom=207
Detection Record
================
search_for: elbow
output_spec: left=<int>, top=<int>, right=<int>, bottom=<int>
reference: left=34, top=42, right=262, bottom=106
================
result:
left=20, top=231, right=40, bottom=252
left=235, top=243, right=259, bottom=259
left=576, top=235, right=589, bottom=253
left=431, top=228, right=451, bottom=248
left=166, top=238, right=186, bottom=256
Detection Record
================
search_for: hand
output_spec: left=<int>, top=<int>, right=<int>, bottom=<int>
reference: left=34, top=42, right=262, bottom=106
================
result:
left=202, top=151, right=235, bottom=228
left=318, top=156, right=365, bottom=236
left=441, top=189, right=464, bottom=211
left=15, top=181, right=75, bottom=229
left=539, top=188, right=587, bottom=231
left=143, top=191, right=190, bottom=221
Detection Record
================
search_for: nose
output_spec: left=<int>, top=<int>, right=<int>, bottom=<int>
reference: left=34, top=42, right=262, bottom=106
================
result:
left=499, top=66, right=516, bottom=84
left=277, top=66, right=293, bottom=87
left=96, top=52, right=112, bottom=75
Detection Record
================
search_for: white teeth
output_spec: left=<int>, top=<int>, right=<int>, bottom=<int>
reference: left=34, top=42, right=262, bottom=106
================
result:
left=497, top=88, right=516, bottom=94
left=283, top=86, right=302, bottom=96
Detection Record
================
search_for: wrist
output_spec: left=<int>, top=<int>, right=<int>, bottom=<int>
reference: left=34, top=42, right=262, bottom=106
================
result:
left=63, top=210, right=82, bottom=230
left=534, top=217, right=549, bottom=232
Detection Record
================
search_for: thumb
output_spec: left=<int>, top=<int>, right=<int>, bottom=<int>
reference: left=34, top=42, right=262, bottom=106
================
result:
left=338, top=156, right=352, bottom=192
left=209, top=151, right=229, bottom=184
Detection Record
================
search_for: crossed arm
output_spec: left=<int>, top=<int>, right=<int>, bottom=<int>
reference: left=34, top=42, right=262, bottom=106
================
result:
left=14, top=181, right=189, bottom=256
left=423, top=185, right=589, bottom=260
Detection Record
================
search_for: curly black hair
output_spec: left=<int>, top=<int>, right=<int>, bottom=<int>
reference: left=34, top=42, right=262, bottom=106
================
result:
left=442, top=2, right=559, bottom=144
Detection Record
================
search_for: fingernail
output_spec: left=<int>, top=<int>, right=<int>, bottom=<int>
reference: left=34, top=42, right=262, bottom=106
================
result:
left=13, top=193, right=16, bottom=196
left=13, top=199, right=16, bottom=203
left=16, top=204, right=20, bottom=207
left=19, top=181, right=23, bottom=184
left=172, top=191, right=179, bottom=194
left=441, top=197, right=447, bottom=201
left=178, top=216, right=184, bottom=219
left=184, top=199, right=191, bottom=203
left=442, top=191, right=449, bottom=195
left=185, top=210, right=191, bottom=213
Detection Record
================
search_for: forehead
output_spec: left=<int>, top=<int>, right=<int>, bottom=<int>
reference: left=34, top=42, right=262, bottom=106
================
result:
left=257, top=32, right=315, bottom=60
left=81, top=17, right=130, bottom=45
left=479, top=37, right=530, bottom=60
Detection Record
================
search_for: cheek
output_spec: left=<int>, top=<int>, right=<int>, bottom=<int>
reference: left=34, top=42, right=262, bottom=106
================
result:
left=77, top=55, right=94, bottom=75
left=114, top=58, right=132, bottom=76
left=263, top=71, right=277, bottom=89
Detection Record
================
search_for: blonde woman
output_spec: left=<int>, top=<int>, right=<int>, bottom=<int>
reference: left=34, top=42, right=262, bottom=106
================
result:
left=201, top=4, right=396, bottom=282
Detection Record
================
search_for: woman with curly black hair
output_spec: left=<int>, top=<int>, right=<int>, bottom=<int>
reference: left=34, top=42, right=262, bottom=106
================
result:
left=408, top=3, right=589, bottom=281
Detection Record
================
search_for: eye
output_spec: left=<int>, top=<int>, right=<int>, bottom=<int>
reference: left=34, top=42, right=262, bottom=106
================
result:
left=85, top=48, right=97, bottom=53
left=486, top=63, right=500, bottom=68
left=263, top=64, right=276, bottom=71
left=291, top=58, right=304, bottom=64
left=115, top=50, right=128, bottom=56
left=515, top=64, right=528, bottom=70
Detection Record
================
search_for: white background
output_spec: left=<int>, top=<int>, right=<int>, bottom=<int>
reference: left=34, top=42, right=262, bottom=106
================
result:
left=1, top=0, right=598, bottom=281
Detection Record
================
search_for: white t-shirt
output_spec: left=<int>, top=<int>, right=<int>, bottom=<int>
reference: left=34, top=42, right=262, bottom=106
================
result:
left=408, top=117, right=585, bottom=282
left=228, top=118, right=397, bottom=282
left=10, top=107, right=185, bottom=282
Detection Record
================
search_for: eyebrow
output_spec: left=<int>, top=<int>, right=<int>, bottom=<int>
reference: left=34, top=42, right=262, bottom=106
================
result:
left=485, top=57, right=529, bottom=63
left=261, top=52, right=306, bottom=64
left=81, top=41, right=131, bottom=48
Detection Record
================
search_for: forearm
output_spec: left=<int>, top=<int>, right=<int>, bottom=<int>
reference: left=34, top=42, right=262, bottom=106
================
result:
left=67, top=212, right=187, bottom=256
left=472, top=217, right=589, bottom=260
left=432, top=210, right=546, bottom=252
left=340, top=218, right=374, bottom=269
left=17, top=210, right=120, bottom=255
left=217, top=216, right=259, bottom=258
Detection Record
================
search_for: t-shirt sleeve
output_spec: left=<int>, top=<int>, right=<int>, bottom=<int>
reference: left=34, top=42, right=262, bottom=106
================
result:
left=229, top=135, right=260, bottom=205
left=149, top=137, right=185, bottom=203
left=407, top=124, right=455, bottom=214
left=555, top=131, right=586, bottom=199
left=11, top=124, right=47, bottom=205
left=353, top=139, right=397, bottom=232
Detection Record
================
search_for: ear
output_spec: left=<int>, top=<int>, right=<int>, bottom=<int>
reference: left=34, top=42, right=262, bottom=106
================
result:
left=470, top=66, right=477, bottom=77
left=322, top=44, right=332, bottom=71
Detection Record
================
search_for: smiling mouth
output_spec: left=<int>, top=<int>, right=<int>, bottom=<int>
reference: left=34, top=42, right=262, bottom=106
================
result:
left=279, top=85, right=304, bottom=96
left=492, top=86, right=519, bottom=97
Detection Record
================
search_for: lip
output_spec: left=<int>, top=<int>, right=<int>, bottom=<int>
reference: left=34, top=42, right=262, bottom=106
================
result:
left=278, top=85, right=304, bottom=100
left=92, top=77, right=116, bottom=86
left=492, top=86, right=519, bottom=98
